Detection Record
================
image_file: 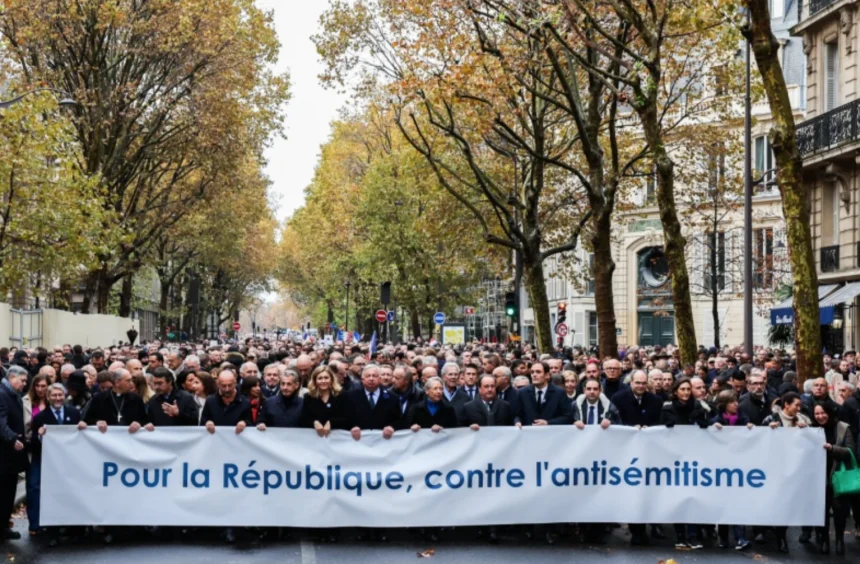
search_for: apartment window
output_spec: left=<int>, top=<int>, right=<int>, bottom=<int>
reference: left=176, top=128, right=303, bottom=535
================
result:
left=754, top=228, right=774, bottom=289
left=754, top=135, right=774, bottom=187
left=770, top=0, right=784, bottom=18
left=822, top=181, right=840, bottom=246
left=704, top=231, right=726, bottom=292
left=586, top=254, right=595, bottom=295
left=645, top=170, right=656, bottom=204
left=825, top=41, right=839, bottom=112
left=588, top=311, right=598, bottom=347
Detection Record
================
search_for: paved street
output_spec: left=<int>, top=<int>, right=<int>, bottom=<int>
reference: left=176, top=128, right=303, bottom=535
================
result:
left=5, top=517, right=860, bottom=563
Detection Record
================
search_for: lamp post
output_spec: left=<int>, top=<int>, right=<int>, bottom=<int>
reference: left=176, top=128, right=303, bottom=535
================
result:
left=345, top=281, right=352, bottom=333
left=0, top=88, right=77, bottom=110
left=743, top=9, right=754, bottom=358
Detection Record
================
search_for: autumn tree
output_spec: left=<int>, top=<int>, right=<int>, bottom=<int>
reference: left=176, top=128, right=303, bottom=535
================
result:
left=0, top=92, right=116, bottom=304
left=0, top=0, right=289, bottom=314
left=743, top=0, right=822, bottom=383
left=316, top=0, right=597, bottom=352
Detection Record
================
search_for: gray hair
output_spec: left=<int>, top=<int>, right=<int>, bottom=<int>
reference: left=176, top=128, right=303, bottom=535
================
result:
left=803, top=379, right=815, bottom=393
left=423, top=376, right=444, bottom=393
left=494, top=366, right=512, bottom=380
left=361, top=363, right=380, bottom=377
left=48, top=383, right=67, bottom=396
left=750, top=367, right=766, bottom=380
left=6, top=365, right=28, bottom=380
left=60, top=363, right=76, bottom=376
left=184, top=355, right=200, bottom=365
left=513, top=375, right=530, bottom=386
left=441, top=362, right=460, bottom=376
left=842, top=381, right=856, bottom=393
left=240, top=361, right=258, bottom=373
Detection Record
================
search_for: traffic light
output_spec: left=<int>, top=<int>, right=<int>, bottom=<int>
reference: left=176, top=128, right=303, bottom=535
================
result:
left=557, top=302, right=567, bottom=325
left=504, top=292, right=517, bottom=318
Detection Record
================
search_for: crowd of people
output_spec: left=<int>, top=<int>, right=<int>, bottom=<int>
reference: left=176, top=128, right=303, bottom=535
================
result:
left=1, top=339, right=858, bottom=554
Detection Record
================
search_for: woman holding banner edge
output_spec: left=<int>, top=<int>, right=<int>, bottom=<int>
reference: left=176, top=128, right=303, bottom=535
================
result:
left=811, top=402, right=855, bottom=555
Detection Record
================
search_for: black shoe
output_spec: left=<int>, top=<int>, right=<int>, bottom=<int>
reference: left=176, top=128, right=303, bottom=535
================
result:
left=651, top=525, right=667, bottom=540
left=835, top=539, right=844, bottom=555
left=103, top=533, right=113, bottom=545
left=224, top=528, right=236, bottom=544
left=545, top=532, right=555, bottom=545
left=820, top=539, right=830, bottom=554
left=2, top=529, right=21, bottom=540
left=488, top=531, right=498, bottom=544
left=778, top=538, right=789, bottom=553
left=47, top=536, right=58, bottom=548
left=754, top=533, right=766, bottom=543
left=799, top=530, right=811, bottom=544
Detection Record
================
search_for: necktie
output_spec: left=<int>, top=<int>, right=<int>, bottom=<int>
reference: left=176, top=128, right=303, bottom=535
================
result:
left=469, top=388, right=475, bottom=399
left=54, top=409, right=63, bottom=424
left=588, top=405, right=596, bottom=425
left=536, top=390, right=543, bottom=409
left=486, top=402, right=494, bottom=426
left=368, top=392, right=376, bottom=408
left=400, top=395, right=408, bottom=414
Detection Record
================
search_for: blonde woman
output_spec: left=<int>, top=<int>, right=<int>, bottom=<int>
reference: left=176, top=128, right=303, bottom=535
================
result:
left=300, top=365, right=344, bottom=436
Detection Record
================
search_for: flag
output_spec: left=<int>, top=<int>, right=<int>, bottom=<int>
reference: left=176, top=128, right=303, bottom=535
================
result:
left=369, top=331, right=378, bottom=358
left=338, top=330, right=345, bottom=342
left=353, top=331, right=361, bottom=342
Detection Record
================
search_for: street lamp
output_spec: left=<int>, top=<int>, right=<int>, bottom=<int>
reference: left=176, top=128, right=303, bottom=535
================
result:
left=0, top=88, right=77, bottom=110
left=345, top=281, right=352, bottom=333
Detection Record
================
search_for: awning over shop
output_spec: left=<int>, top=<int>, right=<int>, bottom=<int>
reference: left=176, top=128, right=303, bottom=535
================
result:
left=770, top=284, right=839, bottom=326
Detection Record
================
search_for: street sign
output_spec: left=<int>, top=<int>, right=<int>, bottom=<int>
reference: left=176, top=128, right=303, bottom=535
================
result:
left=556, top=323, right=568, bottom=337
left=387, top=310, right=396, bottom=322
left=463, top=306, right=475, bottom=315
left=434, top=312, right=446, bottom=325
left=375, top=309, right=388, bottom=323
left=232, top=322, right=241, bottom=331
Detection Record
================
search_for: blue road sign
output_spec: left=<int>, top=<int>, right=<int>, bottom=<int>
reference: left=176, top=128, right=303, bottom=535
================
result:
left=387, top=310, right=396, bottom=322
left=434, top=312, right=446, bottom=325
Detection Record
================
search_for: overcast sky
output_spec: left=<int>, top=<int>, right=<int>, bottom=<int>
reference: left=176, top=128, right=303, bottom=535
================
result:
left=256, top=0, right=348, bottom=222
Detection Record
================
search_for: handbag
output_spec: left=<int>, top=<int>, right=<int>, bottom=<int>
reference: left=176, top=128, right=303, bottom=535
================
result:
left=832, top=450, right=860, bottom=497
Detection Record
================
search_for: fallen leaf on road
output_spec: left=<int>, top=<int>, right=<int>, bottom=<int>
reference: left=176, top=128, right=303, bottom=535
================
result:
left=417, top=548, right=436, bottom=558
left=658, top=559, right=677, bottom=564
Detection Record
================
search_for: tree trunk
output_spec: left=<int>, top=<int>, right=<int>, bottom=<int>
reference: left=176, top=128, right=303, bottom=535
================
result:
left=711, top=233, right=720, bottom=349
left=638, top=103, right=697, bottom=365
left=745, top=1, right=823, bottom=385
left=96, top=272, right=111, bottom=314
left=592, top=212, right=618, bottom=358
left=81, top=273, right=97, bottom=314
left=119, top=274, right=133, bottom=318
left=524, top=255, right=553, bottom=353
left=411, top=309, right=421, bottom=340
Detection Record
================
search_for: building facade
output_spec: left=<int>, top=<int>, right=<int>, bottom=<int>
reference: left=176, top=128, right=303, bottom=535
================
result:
left=791, top=0, right=860, bottom=354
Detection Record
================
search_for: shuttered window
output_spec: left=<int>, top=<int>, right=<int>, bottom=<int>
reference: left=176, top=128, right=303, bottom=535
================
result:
left=825, top=41, right=839, bottom=112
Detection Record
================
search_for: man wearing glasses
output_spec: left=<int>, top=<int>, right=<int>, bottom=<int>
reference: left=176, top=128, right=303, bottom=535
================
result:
left=601, top=359, right=628, bottom=401
left=738, top=370, right=770, bottom=426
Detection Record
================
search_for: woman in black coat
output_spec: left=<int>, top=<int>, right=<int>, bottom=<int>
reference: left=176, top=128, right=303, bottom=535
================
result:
left=406, top=377, right=459, bottom=431
left=300, top=366, right=345, bottom=435
left=661, top=377, right=709, bottom=551
left=811, top=402, right=856, bottom=555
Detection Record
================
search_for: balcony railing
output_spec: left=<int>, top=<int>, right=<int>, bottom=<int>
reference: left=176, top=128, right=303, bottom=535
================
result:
left=797, top=100, right=860, bottom=157
left=821, top=245, right=840, bottom=273
left=809, top=0, right=840, bottom=18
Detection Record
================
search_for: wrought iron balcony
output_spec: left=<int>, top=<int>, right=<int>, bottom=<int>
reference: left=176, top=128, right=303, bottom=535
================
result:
left=808, top=0, right=840, bottom=18
left=821, top=245, right=840, bottom=273
left=797, top=100, right=860, bottom=158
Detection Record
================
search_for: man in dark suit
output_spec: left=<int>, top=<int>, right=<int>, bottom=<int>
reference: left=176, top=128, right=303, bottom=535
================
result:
left=493, top=365, right=519, bottom=414
left=342, top=364, right=401, bottom=440
left=1, top=366, right=29, bottom=541
left=147, top=367, right=199, bottom=427
left=257, top=371, right=303, bottom=429
left=459, top=363, right=480, bottom=401
left=610, top=369, right=664, bottom=545
left=391, top=364, right=424, bottom=416
left=30, top=383, right=83, bottom=543
left=611, top=370, right=663, bottom=428
left=515, top=361, right=573, bottom=427
left=462, top=375, right=513, bottom=428
left=441, top=362, right=470, bottom=423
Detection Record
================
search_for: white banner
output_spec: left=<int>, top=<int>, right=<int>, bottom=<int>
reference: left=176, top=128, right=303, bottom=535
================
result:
left=41, top=426, right=825, bottom=527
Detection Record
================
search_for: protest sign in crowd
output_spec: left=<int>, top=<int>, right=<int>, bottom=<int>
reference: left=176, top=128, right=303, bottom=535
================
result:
left=1, top=338, right=858, bottom=554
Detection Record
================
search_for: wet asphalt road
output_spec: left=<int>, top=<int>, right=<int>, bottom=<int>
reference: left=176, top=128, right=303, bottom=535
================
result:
left=4, top=517, right=860, bottom=564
